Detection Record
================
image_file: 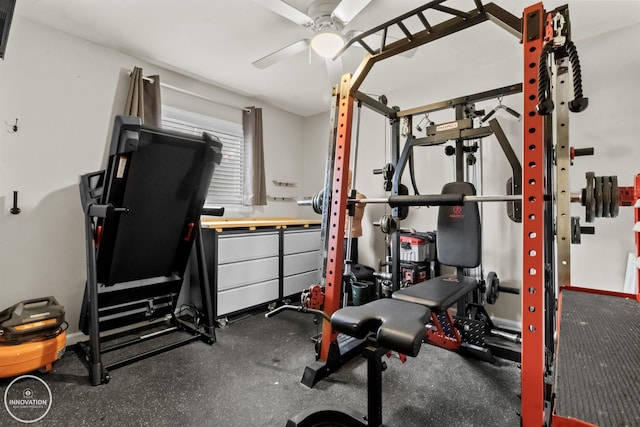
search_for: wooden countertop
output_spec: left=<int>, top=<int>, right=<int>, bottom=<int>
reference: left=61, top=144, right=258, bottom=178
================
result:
left=201, top=217, right=321, bottom=231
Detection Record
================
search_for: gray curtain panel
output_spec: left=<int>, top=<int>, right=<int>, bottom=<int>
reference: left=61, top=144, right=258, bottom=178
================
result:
left=124, top=66, right=162, bottom=127
left=242, top=107, right=267, bottom=206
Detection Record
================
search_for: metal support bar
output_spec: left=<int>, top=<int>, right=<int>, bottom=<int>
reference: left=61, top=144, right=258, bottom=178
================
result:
left=417, top=12, right=433, bottom=32
left=106, top=333, right=201, bottom=371
left=84, top=212, right=103, bottom=386
left=195, top=223, right=216, bottom=340
left=390, top=114, right=402, bottom=292
left=396, top=83, right=522, bottom=118
left=488, top=118, right=523, bottom=221
left=351, top=11, right=490, bottom=93
left=484, top=3, right=523, bottom=38
left=353, top=90, right=397, bottom=117
left=555, top=59, right=572, bottom=288
left=413, top=126, right=494, bottom=146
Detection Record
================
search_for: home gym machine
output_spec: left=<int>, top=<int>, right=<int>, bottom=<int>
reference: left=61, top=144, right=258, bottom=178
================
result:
left=286, top=1, right=637, bottom=426
left=289, top=2, right=532, bottom=392
left=77, top=115, right=223, bottom=385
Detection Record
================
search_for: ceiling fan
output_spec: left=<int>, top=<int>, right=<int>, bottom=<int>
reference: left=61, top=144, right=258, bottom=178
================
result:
left=252, top=0, right=375, bottom=83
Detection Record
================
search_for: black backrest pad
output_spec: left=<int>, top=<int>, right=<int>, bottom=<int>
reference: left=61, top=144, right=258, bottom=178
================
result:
left=97, top=117, right=222, bottom=286
left=437, top=182, right=481, bottom=268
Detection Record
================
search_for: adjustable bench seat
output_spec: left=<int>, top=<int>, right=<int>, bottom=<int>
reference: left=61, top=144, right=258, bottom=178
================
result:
left=331, top=298, right=430, bottom=357
left=392, top=275, right=478, bottom=311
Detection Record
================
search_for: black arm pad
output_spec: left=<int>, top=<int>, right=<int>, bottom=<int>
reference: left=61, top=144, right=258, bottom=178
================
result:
left=388, top=194, right=464, bottom=207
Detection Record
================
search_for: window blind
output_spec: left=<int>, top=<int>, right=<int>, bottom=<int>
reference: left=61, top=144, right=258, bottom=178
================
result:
left=162, top=108, right=244, bottom=206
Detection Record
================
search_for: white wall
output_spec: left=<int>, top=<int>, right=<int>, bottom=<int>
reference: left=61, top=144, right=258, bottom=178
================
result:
left=0, top=16, right=307, bottom=340
left=302, top=23, right=640, bottom=324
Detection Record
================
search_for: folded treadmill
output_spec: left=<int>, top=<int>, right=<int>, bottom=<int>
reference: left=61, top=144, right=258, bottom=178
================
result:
left=78, top=115, right=223, bottom=385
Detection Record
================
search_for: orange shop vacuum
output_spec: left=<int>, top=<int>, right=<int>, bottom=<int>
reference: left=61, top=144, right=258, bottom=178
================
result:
left=0, top=297, right=67, bottom=378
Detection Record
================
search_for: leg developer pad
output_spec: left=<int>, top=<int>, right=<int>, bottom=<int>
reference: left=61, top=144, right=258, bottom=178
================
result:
left=331, top=299, right=430, bottom=357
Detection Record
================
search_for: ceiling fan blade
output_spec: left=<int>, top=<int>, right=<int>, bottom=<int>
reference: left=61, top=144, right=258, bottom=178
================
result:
left=253, top=39, right=310, bottom=69
left=256, top=0, right=313, bottom=26
left=332, top=0, right=372, bottom=25
left=325, top=56, right=344, bottom=86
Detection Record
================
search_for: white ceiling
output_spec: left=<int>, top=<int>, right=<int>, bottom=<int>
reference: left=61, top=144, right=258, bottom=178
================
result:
left=15, top=0, right=640, bottom=117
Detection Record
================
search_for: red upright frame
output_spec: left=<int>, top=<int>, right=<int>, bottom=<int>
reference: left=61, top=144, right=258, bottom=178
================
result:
left=318, top=76, right=355, bottom=361
left=521, top=3, right=546, bottom=426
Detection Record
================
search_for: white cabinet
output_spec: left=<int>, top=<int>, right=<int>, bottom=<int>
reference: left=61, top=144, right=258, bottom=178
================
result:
left=283, top=229, right=321, bottom=296
left=201, top=224, right=321, bottom=318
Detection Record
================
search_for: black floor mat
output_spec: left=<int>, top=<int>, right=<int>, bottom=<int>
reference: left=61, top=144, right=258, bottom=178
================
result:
left=555, top=289, right=640, bottom=426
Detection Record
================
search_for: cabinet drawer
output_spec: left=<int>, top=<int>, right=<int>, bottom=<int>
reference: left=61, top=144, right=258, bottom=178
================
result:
left=217, top=257, right=279, bottom=290
left=283, top=229, right=321, bottom=255
left=217, top=232, right=279, bottom=264
left=283, top=271, right=319, bottom=297
left=283, top=251, right=320, bottom=276
left=217, top=279, right=279, bottom=316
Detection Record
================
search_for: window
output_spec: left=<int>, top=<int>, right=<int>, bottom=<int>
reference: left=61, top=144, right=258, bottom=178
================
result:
left=162, top=106, right=244, bottom=207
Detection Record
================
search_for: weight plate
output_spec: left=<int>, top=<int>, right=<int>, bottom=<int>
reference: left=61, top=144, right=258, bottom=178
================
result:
left=486, top=271, right=499, bottom=305
left=594, top=176, right=603, bottom=218
left=379, top=215, right=397, bottom=234
left=611, top=176, right=619, bottom=218
left=312, top=190, right=324, bottom=215
left=585, top=172, right=595, bottom=223
left=602, top=176, right=611, bottom=218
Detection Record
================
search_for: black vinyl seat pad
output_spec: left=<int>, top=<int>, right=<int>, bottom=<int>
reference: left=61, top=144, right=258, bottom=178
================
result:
left=392, top=275, right=478, bottom=311
left=330, top=299, right=430, bottom=357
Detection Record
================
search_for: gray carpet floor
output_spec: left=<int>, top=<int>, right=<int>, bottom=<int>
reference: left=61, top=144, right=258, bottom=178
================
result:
left=0, top=309, right=521, bottom=426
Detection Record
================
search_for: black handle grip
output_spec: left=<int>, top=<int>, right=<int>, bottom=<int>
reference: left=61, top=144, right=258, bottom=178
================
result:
left=537, top=45, right=554, bottom=115
left=580, top=226, right=595, bottom=235
left=573, top=147, right=594, bottom=157
left=202, top=207, right=225, bottom=217
left=388, top=194, right=464, bottom=207
left=498, top=286, right=520, bottom=295
left=566, top=41, right=589, bottom=113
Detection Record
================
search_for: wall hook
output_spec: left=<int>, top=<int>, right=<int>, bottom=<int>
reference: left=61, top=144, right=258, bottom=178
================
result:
left=10, top=191, right=20, bottom=214
left=5, top=118, right=18, bottom=133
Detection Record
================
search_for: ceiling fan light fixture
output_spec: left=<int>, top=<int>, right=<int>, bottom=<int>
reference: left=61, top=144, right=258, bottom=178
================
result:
left=310, top=31, right=344, bottom=58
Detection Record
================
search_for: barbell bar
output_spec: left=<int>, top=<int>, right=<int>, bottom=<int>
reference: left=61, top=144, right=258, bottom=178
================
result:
left=298, top=194, right=522, bottom=208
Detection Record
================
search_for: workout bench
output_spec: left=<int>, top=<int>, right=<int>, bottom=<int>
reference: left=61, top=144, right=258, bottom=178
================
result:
left=287, top=299, right=430, bottom=427
left=287, top=182, right=481, bottom=426
left=393, top=181, right=481, bottom=350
